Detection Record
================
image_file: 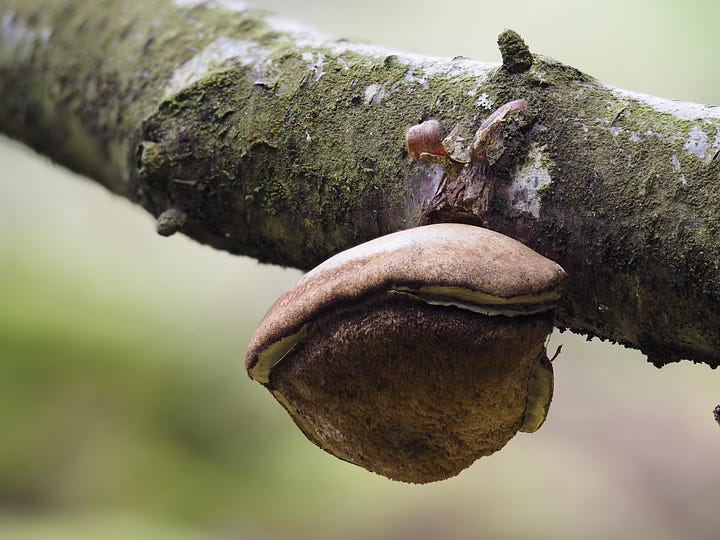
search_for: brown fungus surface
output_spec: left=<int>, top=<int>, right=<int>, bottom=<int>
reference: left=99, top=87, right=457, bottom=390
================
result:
left=269, top=300, right=553, bottom=483
left=245, top=223, right=566, bottom=482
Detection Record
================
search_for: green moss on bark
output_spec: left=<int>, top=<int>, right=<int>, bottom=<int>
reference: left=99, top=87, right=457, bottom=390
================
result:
left=2, top=1, right=720, bottom=365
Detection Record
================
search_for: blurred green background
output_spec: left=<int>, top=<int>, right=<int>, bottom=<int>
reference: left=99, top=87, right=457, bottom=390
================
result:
left=2, top=0, right=720, bottom=538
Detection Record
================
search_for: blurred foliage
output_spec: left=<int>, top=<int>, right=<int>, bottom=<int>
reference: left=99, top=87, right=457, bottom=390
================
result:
left=0, top=236, right=390, bottom=538
left=0, top=217, right=395, bottom=529
left=1, top=0, right=720, bottom=539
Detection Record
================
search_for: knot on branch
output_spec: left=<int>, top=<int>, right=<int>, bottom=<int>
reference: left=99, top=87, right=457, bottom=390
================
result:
left=406, top=99, right=528, bottom=225
left=498, top=29, right=533, bottom=73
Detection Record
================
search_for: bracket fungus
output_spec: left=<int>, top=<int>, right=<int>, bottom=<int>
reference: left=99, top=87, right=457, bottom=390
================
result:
left=246, top=223, right=566, bottom=483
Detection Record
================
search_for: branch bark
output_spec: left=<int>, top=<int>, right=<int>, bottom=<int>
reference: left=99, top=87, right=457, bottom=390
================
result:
left=1, top=0, right=719, bottom=367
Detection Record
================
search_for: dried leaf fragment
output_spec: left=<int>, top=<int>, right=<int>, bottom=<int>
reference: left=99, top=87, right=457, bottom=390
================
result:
left=470, top=98, right=528, bottom=162
left=406, top=119, right=466, bottom=178
left=406, top=119, right=450, bottom=161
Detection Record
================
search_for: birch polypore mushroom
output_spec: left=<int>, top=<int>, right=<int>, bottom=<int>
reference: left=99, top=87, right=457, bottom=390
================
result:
left=245, top=223, right=566, bottom=483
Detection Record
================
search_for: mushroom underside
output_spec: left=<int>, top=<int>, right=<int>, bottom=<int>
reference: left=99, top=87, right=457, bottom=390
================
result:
left=267, top=298, right=553, bottom=483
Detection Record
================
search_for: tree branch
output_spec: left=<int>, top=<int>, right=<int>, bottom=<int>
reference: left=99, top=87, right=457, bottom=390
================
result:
left=1, top=0, right=719, bottom=367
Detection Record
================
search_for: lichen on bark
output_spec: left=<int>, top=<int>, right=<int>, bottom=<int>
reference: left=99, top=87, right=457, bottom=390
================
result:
left=1, top=0, right=720, bottom=367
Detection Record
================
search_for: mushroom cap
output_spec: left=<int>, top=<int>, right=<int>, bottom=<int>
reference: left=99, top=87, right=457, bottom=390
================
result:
left=246, top=223, right=565, bottom=382
left=244, top=223, right=565, bottom=483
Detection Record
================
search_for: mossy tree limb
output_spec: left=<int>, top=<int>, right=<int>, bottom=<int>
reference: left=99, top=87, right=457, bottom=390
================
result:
left=1, top=0, right=719, bottom=367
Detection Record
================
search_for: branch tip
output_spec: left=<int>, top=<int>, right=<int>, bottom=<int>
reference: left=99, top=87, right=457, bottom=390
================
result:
left=156, top=206, right=187, bottom=237
left=497, top=29, right=533, bottom=73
